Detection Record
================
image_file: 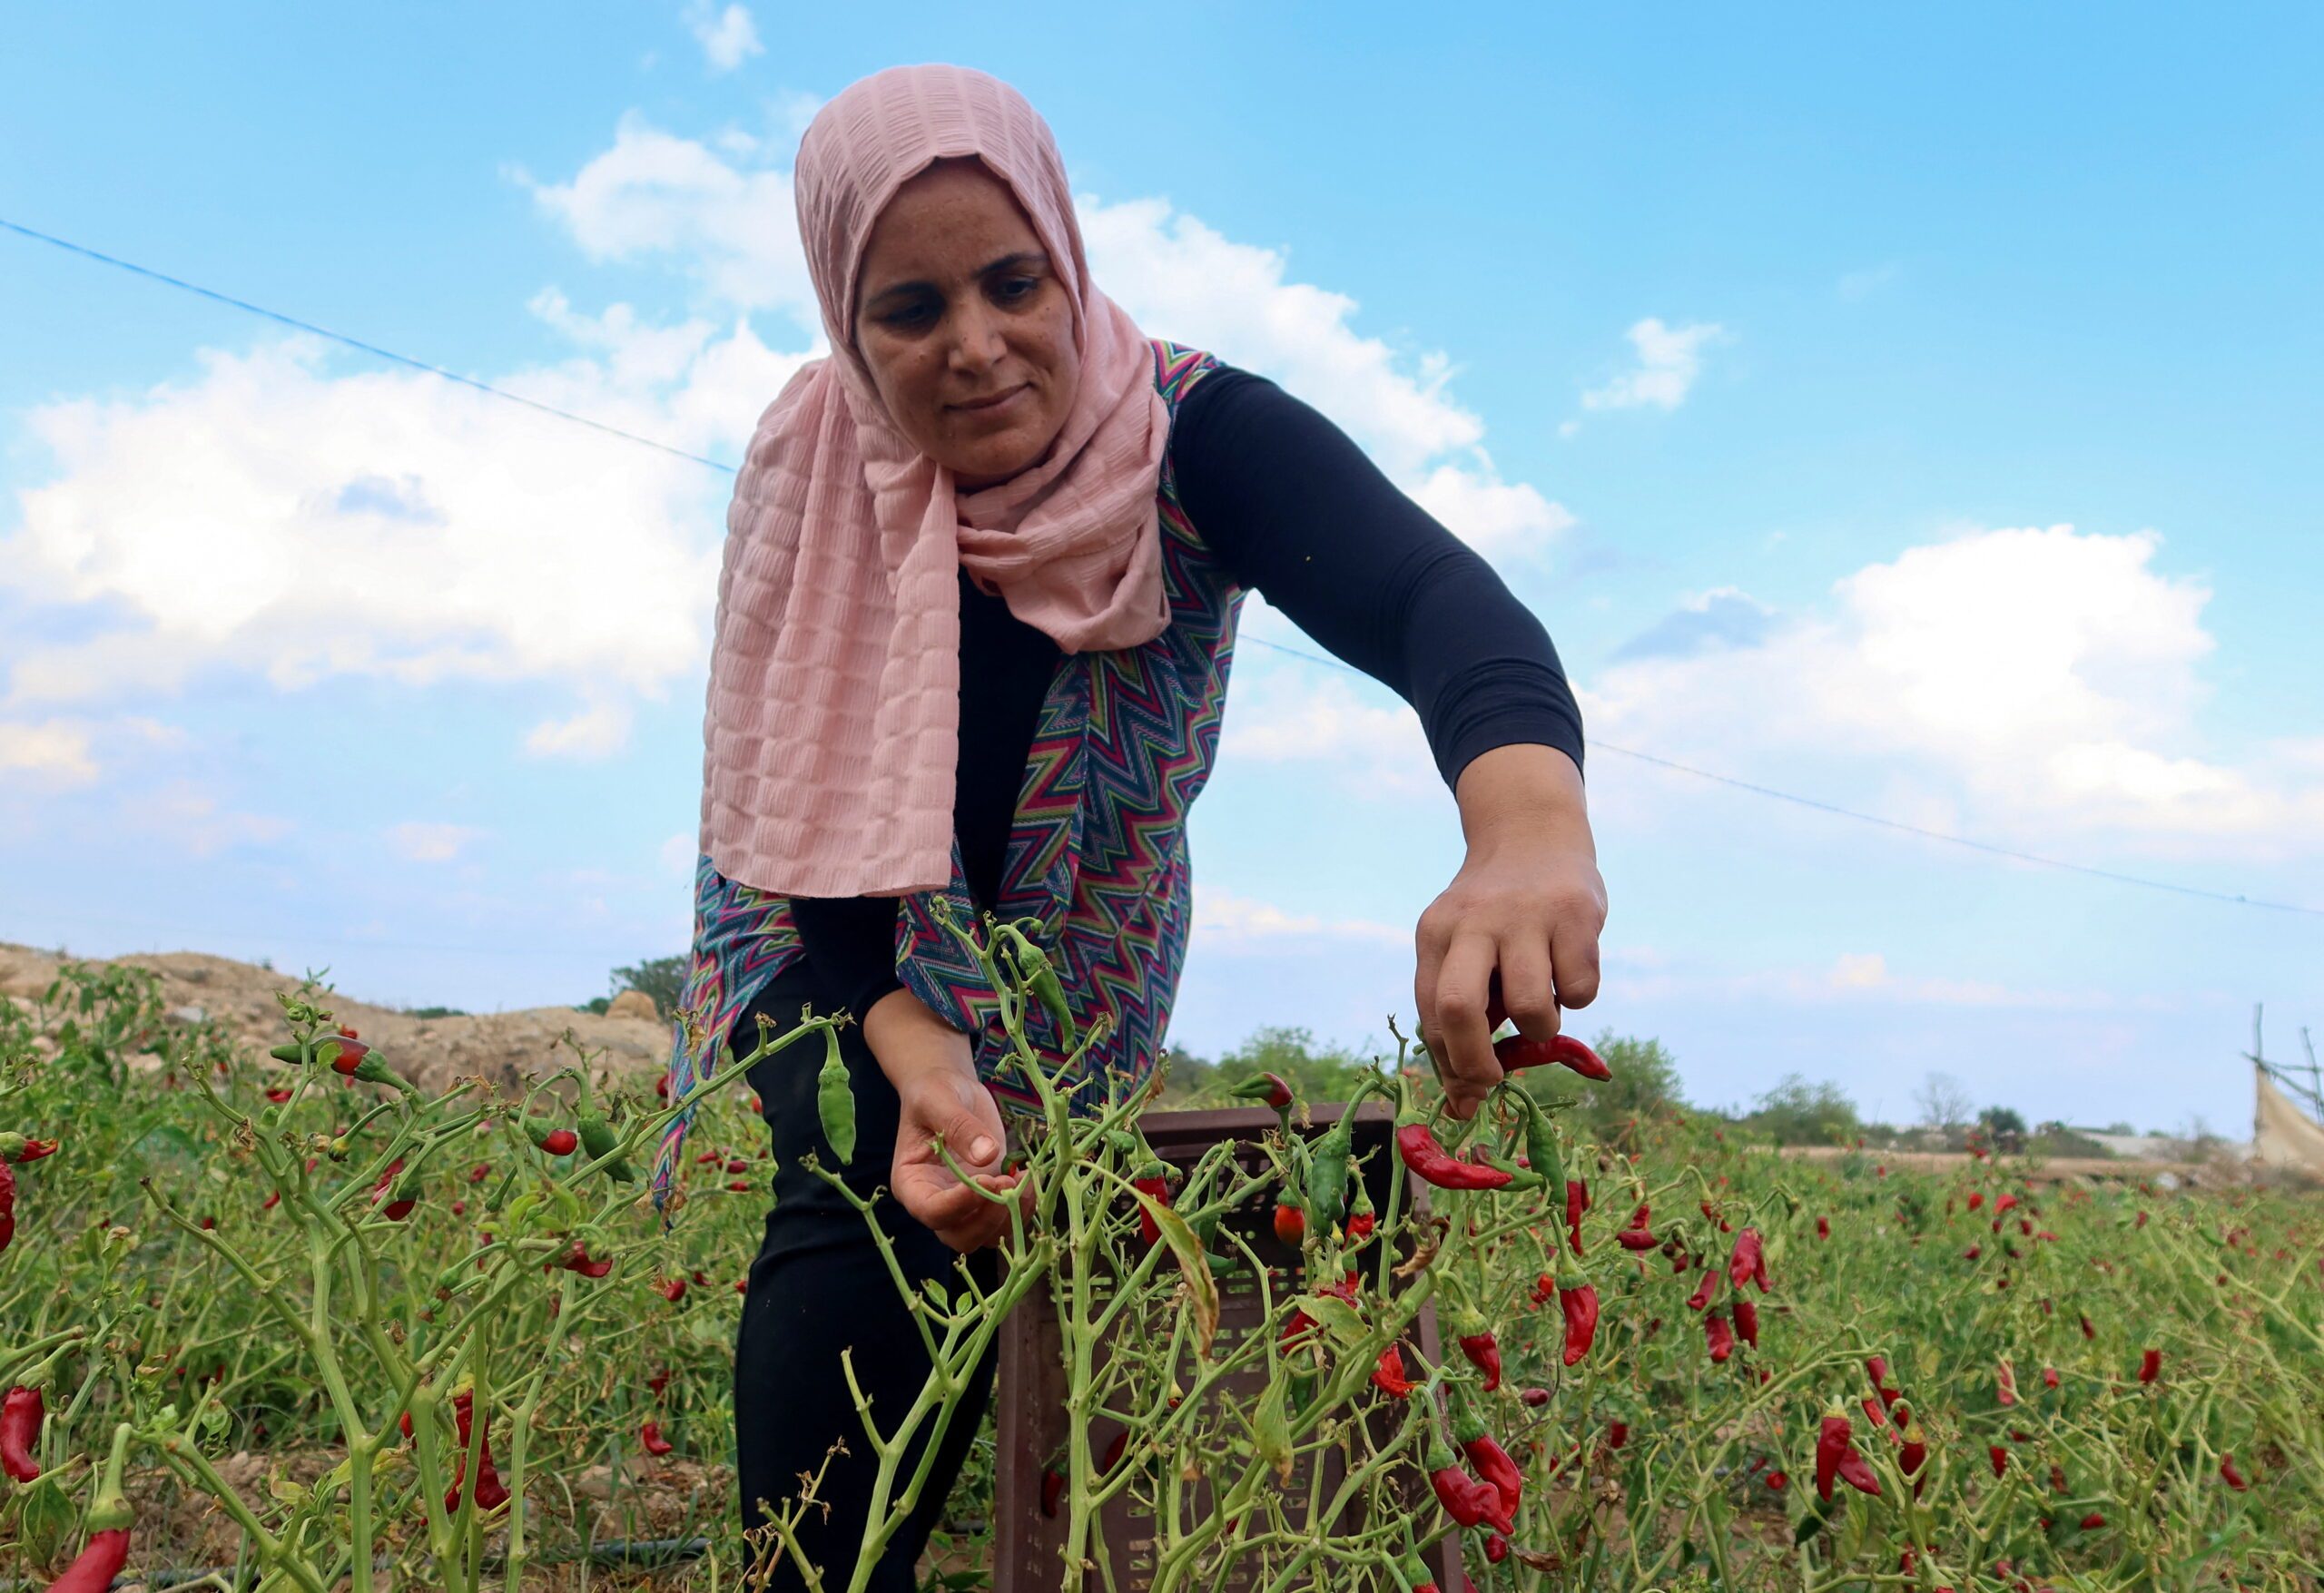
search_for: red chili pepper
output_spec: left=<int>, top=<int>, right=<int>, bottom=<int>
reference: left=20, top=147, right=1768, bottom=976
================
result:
left=1559, top=1279, right=1600, bottom=1366
left=1394, top=1120, right=1514, bottom=1190
left=1836, top=1443, right=1881, bottom=1497
left=2138, top=1348, right=2162, bottom=1383
left=548, top=1239, right=613, bottom=1279
left=1705, top=1310, right=1734, bottom=1362
left=538, top=1127, right=579, bottom=1156
left=1566, top=1177, right=1590, bottom=1253
left=2220, top=1452, right=2249, bottom=1491
left=1457, top=1326, right=1502, bottom=1392
left=1373, top=1344, right=1416, bottom=1399
left=1, top=1385, right=42, bottom=1482
left=641, top=1421, right=675, bottom=1456
left=1731, top=1296, right=1758, bottom=1349
left=1815, top=1414, right=1850, bottom=1501
left=1133, top=1165, right=1172, bottom=1248
left=1520, top=1386, right=1551, bottom=1408
left=1274, top=1200, right=1306, bottom=1246
left=1765, top=1469, right=1787, bottom=1490
left=1686, top=1265, right=1719, bottom=1312
left=1816, top=1214, right=1830, bottom=1240
left=2041, top=1366, right=2059, bottom=1391
left=1989, top=1445, right=2009, bottom=1478
left=1483, top=1534, right=1509, bottom=1565
left=45, top=1528, right=131, bottom=1593
left=265, top=1087, right=292, bottom=1104
left=1230, top=1071, right=1295, bottom=1110
left=1491, top=1031, right=1611, bottom=1081
left=1040, top=1467, right=1066, bottom=1518
left=1451, top=1385, right=1522, bottom=1520
left=658, top=1277, right=686, bottom=1303
left=1615, top=1204, right=1658, bottom=1250
left=446, top=1390, right=512, bottom=1513
left=1528, top=1271, right=1555, bottom=1309
left=1996, top=1362, right=2017, bottom=1407
left=0, top=1160, right=16, bottom=1257
left=1728, top=1228, right=1769, bottom=1293
left=2079, top=1512, right=2105, bottom=1529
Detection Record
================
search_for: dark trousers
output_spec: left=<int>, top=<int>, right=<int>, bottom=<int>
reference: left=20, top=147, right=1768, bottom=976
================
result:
left=732, top=970, right=1005, bottom=1592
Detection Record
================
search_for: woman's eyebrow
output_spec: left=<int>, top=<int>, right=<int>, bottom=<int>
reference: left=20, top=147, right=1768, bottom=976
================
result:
left=867, top=251, right=1047, bottom=300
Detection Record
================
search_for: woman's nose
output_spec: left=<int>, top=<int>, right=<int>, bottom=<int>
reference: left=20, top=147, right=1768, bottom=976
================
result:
left=947, top=298, right=1008, bottom=369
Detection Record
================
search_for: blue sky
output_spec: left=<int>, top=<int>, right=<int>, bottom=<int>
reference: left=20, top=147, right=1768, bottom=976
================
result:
left=4, top=3, right=2319, bottom=1135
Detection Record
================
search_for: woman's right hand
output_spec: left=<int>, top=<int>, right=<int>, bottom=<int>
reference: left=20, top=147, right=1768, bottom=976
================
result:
left=864, top=989, right=1033, bottom=1251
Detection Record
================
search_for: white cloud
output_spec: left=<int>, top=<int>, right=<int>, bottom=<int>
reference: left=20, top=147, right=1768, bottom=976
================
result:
left=3, top=318, right=811, bottom=718
left=516, top=112, right=816, bottom=322
left=525, top=701, right=634, bottom=760
left=1579, top=317, right=1725, bottom=413
left=388, top=821, right=485, bottom=863
left=1215, top=665, right=1435, bottom=799
left=1587, top=524, right=2324, bottom=858
left=1616, top=948, right=2153, bottom=1013
left=684, top=2, right=762, bottom=72
left=0, top=720, right=97, bottom=785
left=121, top=781, right=289, bottom=858
left=1191, top=882, right=1407, bottom=949
left=2, top=110, right=1567, bottom=760
left=520, top=117, right=1571, bottom=562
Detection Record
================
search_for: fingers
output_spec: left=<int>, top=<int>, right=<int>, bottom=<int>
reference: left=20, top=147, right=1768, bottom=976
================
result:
left=1424, top=933, right=1504, bottom=1121
left=1497, top=933, right=1561, bottom=1042
left=1551, top=911, right=1603, bottom=1010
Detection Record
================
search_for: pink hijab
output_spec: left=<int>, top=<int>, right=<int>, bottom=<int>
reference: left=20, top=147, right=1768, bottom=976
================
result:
left=700, top=64, right=1174, bottom=900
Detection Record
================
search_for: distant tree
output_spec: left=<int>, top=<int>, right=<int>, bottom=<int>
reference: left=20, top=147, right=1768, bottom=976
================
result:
left=1745, top=1074, right=1862, bottom=1146
left=1979, top=1106, right=2027, bottom=1137
left=608, top=954, right=689, bottom=1017
left=1200, top=1024, right=1386, bottom=1107
left=1516, top=1031, right=1689, bottom=1132
left=2102, top=1120, right=2137, bottom=1136
left=1915, top=1072, right=1974, bottom=1135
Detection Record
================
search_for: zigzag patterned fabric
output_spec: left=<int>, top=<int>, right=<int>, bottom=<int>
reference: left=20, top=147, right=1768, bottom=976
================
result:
left=652, top=339, right=1241, bottom=1221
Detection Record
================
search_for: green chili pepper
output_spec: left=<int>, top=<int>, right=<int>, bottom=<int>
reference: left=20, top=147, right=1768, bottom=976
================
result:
left=1519, top=1089, right=1564, bottom=1195
left=1305, top=1096, right=1361, bottom=1232
left=576, top=1110, right=635, bottom=1183
left=815, top=1028, right=856, bottom=1165
left=1016, top=939, right=1073, bottom=1038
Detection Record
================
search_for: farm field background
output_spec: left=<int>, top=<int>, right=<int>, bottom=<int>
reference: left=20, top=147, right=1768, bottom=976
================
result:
left=2, top=947, right=2319, bottom=1592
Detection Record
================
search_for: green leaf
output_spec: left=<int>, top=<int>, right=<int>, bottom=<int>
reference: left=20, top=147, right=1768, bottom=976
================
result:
left=1253, top=1372, right=1293, bottom=1485
left=1296, top=1293, right=1368, bottom=1349
left=16, top=1473, right=76, bottom=1565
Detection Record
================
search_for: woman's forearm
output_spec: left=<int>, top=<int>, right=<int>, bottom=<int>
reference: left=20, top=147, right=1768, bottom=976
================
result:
left=862, top=987, right=973, bottom=1088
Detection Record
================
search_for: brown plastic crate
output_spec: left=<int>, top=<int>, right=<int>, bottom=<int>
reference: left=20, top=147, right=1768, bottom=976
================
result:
left=991, top=1101, right=1466, bottom=1592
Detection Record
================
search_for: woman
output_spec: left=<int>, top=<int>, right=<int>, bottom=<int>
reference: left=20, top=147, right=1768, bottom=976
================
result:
left=651, top=62, right=1608, bottom=1590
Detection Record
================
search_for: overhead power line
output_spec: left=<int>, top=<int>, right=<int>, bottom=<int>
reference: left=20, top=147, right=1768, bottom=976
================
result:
left=7, top=217, right=2318, bottom=922
left=1239, top=632, right=2324, bottom=919
left=0, top=216, right=736, bottom=472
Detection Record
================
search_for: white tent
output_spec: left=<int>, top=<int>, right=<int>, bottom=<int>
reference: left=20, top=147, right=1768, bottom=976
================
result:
left=2251, top=1062, right=2324, bottom=1178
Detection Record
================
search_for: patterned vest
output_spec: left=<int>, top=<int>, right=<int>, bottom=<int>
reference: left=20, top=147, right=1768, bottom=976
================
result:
left=651, top=339, right=1239, bottom=1217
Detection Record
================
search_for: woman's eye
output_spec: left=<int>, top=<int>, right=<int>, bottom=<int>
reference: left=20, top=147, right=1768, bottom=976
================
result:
left=998, top=277, right=1039, bottom=301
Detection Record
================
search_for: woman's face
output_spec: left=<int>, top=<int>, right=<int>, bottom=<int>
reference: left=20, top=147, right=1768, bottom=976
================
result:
left=852, top=157, right=1080, bottom=490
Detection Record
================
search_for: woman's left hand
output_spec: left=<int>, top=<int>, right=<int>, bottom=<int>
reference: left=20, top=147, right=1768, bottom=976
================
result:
left=1414, top=828, right=1608, bottom=1122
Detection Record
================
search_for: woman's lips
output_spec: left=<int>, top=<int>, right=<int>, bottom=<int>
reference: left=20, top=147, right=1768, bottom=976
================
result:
left=951, top=384, right=1029, bottom=413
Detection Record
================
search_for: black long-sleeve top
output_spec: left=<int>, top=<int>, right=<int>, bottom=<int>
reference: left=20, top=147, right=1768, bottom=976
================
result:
left=783, top=363, right=1586, bottom=1024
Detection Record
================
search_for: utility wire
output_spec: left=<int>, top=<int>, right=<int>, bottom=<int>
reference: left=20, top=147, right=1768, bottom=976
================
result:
left=1238, top=632, right=2324, bottom=919
left=8, top=216, right=2318, bottom=921
left=0, top=216, right=737, bottom=472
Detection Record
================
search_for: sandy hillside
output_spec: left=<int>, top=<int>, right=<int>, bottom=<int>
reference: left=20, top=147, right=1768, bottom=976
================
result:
left=0, top=939, right=673, bottom=1096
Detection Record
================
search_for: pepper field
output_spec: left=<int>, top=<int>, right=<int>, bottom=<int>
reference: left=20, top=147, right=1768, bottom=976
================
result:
left=2, top=944, right=2320, bottom=1593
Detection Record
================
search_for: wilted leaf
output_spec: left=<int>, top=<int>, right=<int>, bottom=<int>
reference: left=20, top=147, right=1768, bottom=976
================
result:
left=1136, top=1188, right=1218, bottom=1358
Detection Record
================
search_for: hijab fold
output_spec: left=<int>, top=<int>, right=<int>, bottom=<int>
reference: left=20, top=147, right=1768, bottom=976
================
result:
left=700, top=63, right=1171, bottom=900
